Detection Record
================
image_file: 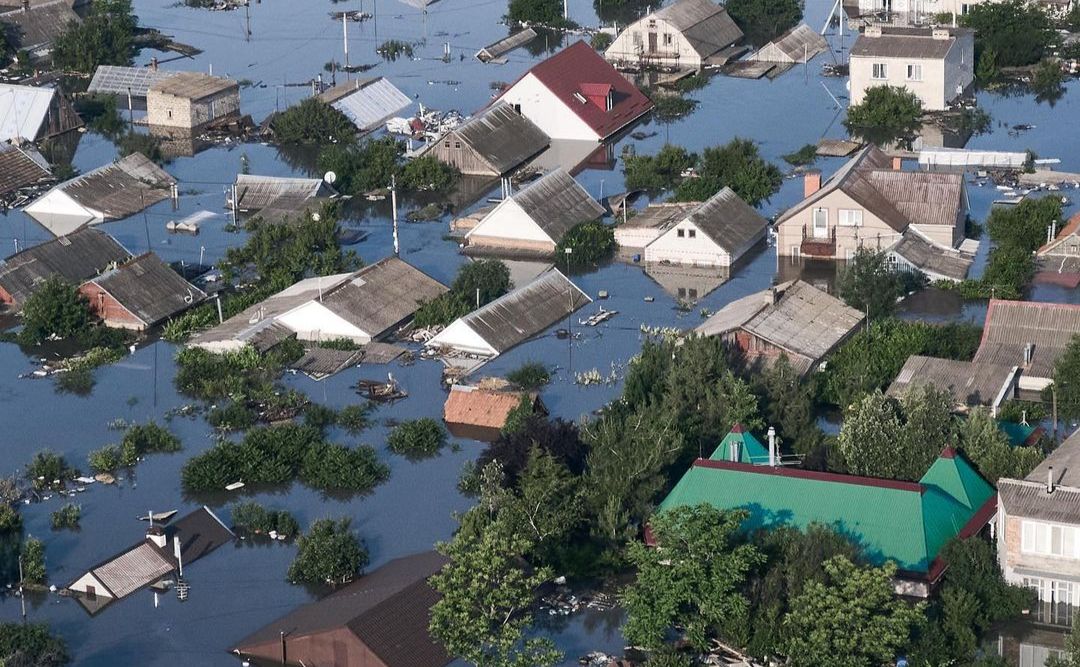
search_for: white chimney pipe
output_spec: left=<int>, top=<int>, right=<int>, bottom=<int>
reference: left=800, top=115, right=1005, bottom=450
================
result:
left=768, top=426, right=777, bottom=467
left=730, top=440, right=740, bottom=463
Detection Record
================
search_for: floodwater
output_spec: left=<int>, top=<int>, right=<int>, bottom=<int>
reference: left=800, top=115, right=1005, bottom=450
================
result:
left=0, top=0, right=1078, bottom=663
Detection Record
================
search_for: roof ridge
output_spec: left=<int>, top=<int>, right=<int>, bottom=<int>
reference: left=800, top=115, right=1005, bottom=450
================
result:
left=692, top=458, right=926, bottom=492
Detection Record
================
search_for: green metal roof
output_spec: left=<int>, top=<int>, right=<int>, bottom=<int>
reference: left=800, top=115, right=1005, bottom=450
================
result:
left=658, top=449, right=994, bottom=574
left=998, top=421, right=1041, bottom=448
left=708, top=425, right=770, bottom=465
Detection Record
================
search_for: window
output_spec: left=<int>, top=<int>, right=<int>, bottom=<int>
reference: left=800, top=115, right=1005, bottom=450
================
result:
left=167, top=109, right=173, bottom=119
left=688, top=229, right=696, bottom=239
left=872, top=63, right=888, bottom=80
left=688, top=288, right=698, bottom=299
left=907, top=64, right=922, bottom=81
left=443, top=141, right=450, bottom=148
left=1022, top=520, right=1080, bottom=559
left=633, top=31, right=642, bottom=47
left=838, top=209, right=863, bottom=227
left=454, top=141, right=461, bottom=149
left=663, top=33, right=673, bottom=46
left=677, top=287, right=686, bottom=298
left=573, top=92, right=587, bottom=104
left=677, top=229, right=685, bottom=238
left=1069, top=243, right=1079, bottom=256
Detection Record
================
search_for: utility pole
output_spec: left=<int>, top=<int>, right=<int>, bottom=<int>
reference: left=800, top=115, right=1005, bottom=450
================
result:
left=391, top=175, right=399, bottom=256
left=565, top=247, right=573, bottom=375
left=18, top=554, right=26, bottom=619
left=343, top=13, right=350, bottom=73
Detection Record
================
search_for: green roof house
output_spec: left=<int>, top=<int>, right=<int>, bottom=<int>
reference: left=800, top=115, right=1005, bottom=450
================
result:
left=657, top=445, right=996, bottom=597
left=711, top=424, right=772, bottom=465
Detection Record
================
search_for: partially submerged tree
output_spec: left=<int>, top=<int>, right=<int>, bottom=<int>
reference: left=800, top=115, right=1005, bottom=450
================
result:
left=961, top=0, right=1055, bottom=69
left=673, top=138, right=782, bottom=207
left=18, top=278, right=92, bottom=346
left=844, top=85, right=923, bottom=142
left=724, top=0, right=801, bottom=45
left=272, top=97, right=356, bottom=145
left=622, top=144, right=696, bottom=193
left=837, top=248, right=911, bottom=320
left=0, top=622, right=70, bottom=667
left=287, top=518, right=368, bottom=586
left=958, top=407, right=1043, bottom=483
left=52, top=0, right=137, bottom=73
left=555, top=221, right=615, bottom=267
left=413, top=259, right=512, bottom=327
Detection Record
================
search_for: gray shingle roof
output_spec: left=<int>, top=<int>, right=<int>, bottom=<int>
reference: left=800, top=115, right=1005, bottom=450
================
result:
left=0, top=227, right=130, bottom=305
left=509, top=168, right=605, bottom=243
left=0, top=0, right=79, bottom=51
left=749, top=23, right=829, bottom=63
left=318, top=257, right=448, bottom=337
left=851, top=26, right=971, bottom=60
left=973, top=300, right=1080, bottom=378
left=653, top=0, right=742, bottom=58
left=88, top=253, right=206, bottom=327
left=999, top=478, right=1080, bottom=525
left=887, top=355, right=1015, bottom=409
left=36, top=152, right=176, bottom=219
left=441, top=103, right=549, bottom=175
left=685, top=186, right=768, bottom=254
left=890, top=231, right=972, bottom=281
left=0, top=142, right=51, bottom=197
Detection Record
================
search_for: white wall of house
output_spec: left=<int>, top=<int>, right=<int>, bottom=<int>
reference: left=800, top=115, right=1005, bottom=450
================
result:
left=643, top=220, right=733, bottom=267
left=467, top=198, right=554, bottom=246
left=776, top=188, right=904, bottom=258
left=605, top=16, right=705, bottom=69
left=428, top=319, right=498, bottom=356
left=69, top=571, right=112, bottom=598
left=850, top=30, right=972, bottom=111
left=25, top=188, right=101, bottom=224
left=498, top=74, right=599, bottom=142
left=276, top=301, right=372, bottom=344
left=911, top=222, right=962, bottom=248
left=855, top=0, right=996, bottom=19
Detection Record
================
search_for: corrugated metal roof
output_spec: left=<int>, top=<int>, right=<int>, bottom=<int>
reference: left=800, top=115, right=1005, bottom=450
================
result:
left=233, top=174, right=336, bottom=212
left=91, top=542, right=175, bottom=599
left=973, top=300, right=1080, bottom=378
left=318, top=77, right=411, bottom=132
left=0, top=142, right=51, bottom=196
left=999, top=479, right=1080, bottom=525
left=318, top=257, right=448, bottom=337
left=89, top=253, right=206, bottom=327
left=1028, top=428, right=1080, bottom=487
left=653, top=0, right=742, bottom=58
left=685, top=186, right=768, bottom=254
left=439, top=103, right=549, bottom=175
left=149, top=72, right=237, bottom=101
left=886, top=355, right=1015, bottom=409
left=443, top=385, right=533, bottom=429
left=0, top=227, right=129, bottom=305
left=708, top=425, right=770, bottom=465
left=851, top=26, right=971, bottom=60
left=889, top=230, right=972, bottom=281
left=88, top=65, right=177, bottom=97
left=660, top=450, right=994, bottom=573
left=0, top=83, right=54, bottom=142
left=508, top=168, right=605, bottom=243
left=434, top=269, right=591, bottom=355
left=0, top=0, right=80, bottom=51
left=749, top=23, right=828, bottom=63
left=476, top=28, right=537, bottom=62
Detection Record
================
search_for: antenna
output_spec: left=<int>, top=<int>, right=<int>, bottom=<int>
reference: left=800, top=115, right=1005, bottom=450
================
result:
left=391, top=174, right=399, bottom=256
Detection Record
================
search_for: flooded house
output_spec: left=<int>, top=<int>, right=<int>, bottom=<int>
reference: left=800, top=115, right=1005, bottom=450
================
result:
left=695, top=280, right=865, bottom=376
left=887, top=355, right=1019, bottom=413
left=494, top=40, right=653, bottom=142
left=24, top=153, right=177, bottom=236
left=190, top=257, right=447, bottom=353
left=0, top=227, right=130, bottom=307
left=146, top=72, right=241, bottom=131
left=616, top=186, right=767, bottom=268
left=463, top=168, right=605, bottom=257
left=87, top=65, right=178, bottom=102
left=317, top=77, right=412, bottom=134
left=658, top=444, right=996, bottom=597
left=427, top=269, right=590, bottom=360
left=0, top=142, right=51, bottom=199
left=66, top=507, right=234, bottom=615
left=602, top=0, right=742, bottom=71
left=642, top=263, right=730, bottom=304
left=748, top=24, right=829, bottom=65
left=886, top=229, right=973, bottom=282
left=0, top=83, right=82, bottom=143
left=997, top=428, right=1080, bottom=627
left=442, top=384, right=544, bottom=440
left=231, top=551, right=452, bottom=667
left=773, top=146, right=967, bottom=260
left=1036, top=213, right=1080, bottom=288
left=229, top=173, right=339, bottom=223
left=849, top=25, right=975, bottom=111
left=78, top=253, right=207, bottom=331
left=418, top=102, right=549, bottom=178
left=0, top=0, right=80, bottom=60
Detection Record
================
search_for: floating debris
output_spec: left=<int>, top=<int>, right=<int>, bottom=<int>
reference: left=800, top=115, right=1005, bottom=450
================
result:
left=579, top=307, right=617, bottom=327
left=357, top=376, right=408, bottom=403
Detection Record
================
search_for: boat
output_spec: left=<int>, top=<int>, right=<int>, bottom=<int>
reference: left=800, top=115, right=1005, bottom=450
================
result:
left=138, top=509, right=179, bottom=523
left=225, top=481, right=245, bottom=491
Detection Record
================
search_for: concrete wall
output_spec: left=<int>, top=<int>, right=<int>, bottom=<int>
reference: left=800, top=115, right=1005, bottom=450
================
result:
left=851, top=52, right=949, bottom=110
left=775, top=188, right=904, bottom=258
left=147, top=88, right=241, bottom=130
left=605, top=16, right=706, bottom=69
left=499, top=74, right=599, bottom=142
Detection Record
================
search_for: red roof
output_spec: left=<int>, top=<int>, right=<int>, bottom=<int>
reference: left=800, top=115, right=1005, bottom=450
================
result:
left=507, top=41, right=653, bottom=139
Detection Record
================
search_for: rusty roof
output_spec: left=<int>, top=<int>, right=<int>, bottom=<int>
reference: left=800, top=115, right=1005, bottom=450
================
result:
left=443, top=385, right=534, bottom=429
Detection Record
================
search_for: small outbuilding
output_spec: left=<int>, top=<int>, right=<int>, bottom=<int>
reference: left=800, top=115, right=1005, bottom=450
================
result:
left=887, top=229, right=973, bottom=282
left=146, top=72, right=241, bottom=131
left=420, top=102, right=549, bottom=177
left=79, top=253, right=207, bottom=331
left=318, top=77, right=412, bottom=133
left=887, top=355, right=1020, bottom=415
left=230, top=174, right=339, bottom=223
left=464, top=168, right=605, bottom=257
left=748, top=23, right=829, bottom=65
left=0, top=83, right=82, bottom=143
left=0, top=227, right=130, bottom=307
left=637, top=186, right=767, bottom=268
left=604, top=0, right=743, bottom=71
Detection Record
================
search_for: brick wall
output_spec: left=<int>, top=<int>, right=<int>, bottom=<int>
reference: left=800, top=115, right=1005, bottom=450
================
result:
left=79, top=283, right=145, bottom=330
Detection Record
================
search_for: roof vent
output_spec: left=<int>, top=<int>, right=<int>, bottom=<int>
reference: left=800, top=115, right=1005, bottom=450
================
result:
left=58, top=236, right=72, bottom=246
left=1023, top=342, right=1034, bottom=365
left=1048, top=465, right=1055, bottom=494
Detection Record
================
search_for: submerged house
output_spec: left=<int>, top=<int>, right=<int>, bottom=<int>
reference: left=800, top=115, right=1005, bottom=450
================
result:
left=696, top=280, right=865, bottom=376
left=427, top=269, right=590, bottom=359
left=0, top=142, right=51, bottom=198
left=603, top=0, right=742, bottom=71
left=88, top=65, right=178, bottom=100
left=230, top=174, right=338, bottom=224
left=494, top=40, right=653, bottom=142
left=443, top=384, right=544, bottom=440
left=25, top=153, right=177, bottom=236
left=748, top=23, right=829, bottom=65
left=887, top=229, right=973, bottom=282
left=146, top=72, right=241, bottom=131
left=66, top=507, right=234, bottom=615
left=420, top=102, right=549, bottom=178
left=0, top=83, right=82, bottom=143
left=464, top=168, right=605, bottom=257
left=78, top=253, right=207, bottom=331
left=190, top=257, right=447, bottom=353
left=317, top=77, right=412, bottom=134
left=232, top=551, right=453, bottom=667
left=0, top=0, right=80, bottom=59
left=659, top=446, right=996, bottom=596
left=887, top=355, right=1019, bottom=414
left=1036, top=213, right=1080, bottom=288
left=630, top=186, right=768, bottom=268
left=850, top=25, right=975, bottom=112
left=773, top=146, right=967, bottom=260
left=0, top=227, right=130, bottom=307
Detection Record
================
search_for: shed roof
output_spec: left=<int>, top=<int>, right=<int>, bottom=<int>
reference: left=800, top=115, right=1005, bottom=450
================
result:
left=973, top=299, right=1080, bottom=378
left=0, top=227, right=129, bottom=305
left=503, top=168, right=605, bottom=242
left=851, top=26, right=971, bottom=60
left=438, top=103, right=549, bottom=175
left=749, top=23, right=828, bottom=63
left=90, top=542, right=175, bottom=599
left=87, top=253, right=206, bottom=327
left=505, top=40, right=652, bottom=140
left=652, top=0, right=742, bottom=58
left=0, top=0, right=79, bottom=51
left=316, top=257, right=448, bottom=337
left=889, top=230, right=972, bottom=281
left=887, top=355, right=1016, bottom=410
left=443, top=385, right=534, bottom=429
left=88, top=65, right=178, bottom=97
left=683, top=186, right=768, bottom=253
left=0, top=83, right=54, bottom=142
left=233, top=174, right=336, bottom=212
left=0, top=142, right=51, bottom=197
left=148, top=72, right=238, bottom=100
left=233, top=551, right=452, bottom=667
left=318, top=77, right=412, bottom=132
left=659, top=448, right=995, bottom=574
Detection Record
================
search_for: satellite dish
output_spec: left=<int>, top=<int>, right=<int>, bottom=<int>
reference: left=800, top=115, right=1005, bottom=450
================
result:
left=323, top=171, right=337, bottom=185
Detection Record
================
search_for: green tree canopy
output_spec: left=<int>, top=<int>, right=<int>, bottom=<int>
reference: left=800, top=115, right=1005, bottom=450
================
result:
left=0, top=622, right=70, bottom=667
left=1053, top=335, right=1080, bottom=423
left=287, top=518, right=368, bottom=586
left=724, top=0, right=802, bottom=45
left=52, top=0, right=137, bottom=73
left=18, top=277, right=92, bottom=346
left=272, top=98, right=357, bottom=145
left=507, top=0, right=574, bottom=27
left=673, top=139, right=782, bottom=207
left=413, top=259, right=512, bottom=327
left=555, top=221, right=615, bottom=267
left=958, top=407, right=1043, bottom=483
left=961, top=0, right=1055, bottom=68
left=782, top=556, right=924, bottom=667
left=622, top=145, right=697, bottom=193
left=622, top=504, right=763, bottom=650
left=844, top=85, right=923, bottom=142
left=837, top=248, right=909, bottom=320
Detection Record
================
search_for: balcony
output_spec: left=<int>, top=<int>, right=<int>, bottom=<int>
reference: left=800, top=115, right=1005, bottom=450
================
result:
left=800, top=224, right=837, bottom=257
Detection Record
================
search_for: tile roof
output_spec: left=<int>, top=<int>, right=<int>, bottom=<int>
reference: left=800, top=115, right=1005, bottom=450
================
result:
left=87, top=253, right=206, bottom=327
left=973, top=299, right=1080, bottom=378
left=683, top=186, right=768, bottom=254
left=443, top=385, right=534, bottom=429
left=0, top=142, right=51, bottom=197
left=506, top=40, right=653, bottom=140
left=0, top=83, right=54, bottom=142
left=437, top=102, right=550, bottom=175
left=659, top=449, right=995, bottom=574
left=148, top=72, right=237, bottom=101
left=319, top=77, right=412, bottom=132
left=653, top=0, right=743, bottom=58
left=889, top=230, right=972, bottom=281
left=503, top=168, right=605, bottom=243
left=233, top=551, right=452, bottom=667
left=887, top=355, right=1016, bottom=410
left=851, top=26, right=971, bottom=60
left=0, top=227, right=130, bottom=305
left=0, top=0, right=79, bottom=51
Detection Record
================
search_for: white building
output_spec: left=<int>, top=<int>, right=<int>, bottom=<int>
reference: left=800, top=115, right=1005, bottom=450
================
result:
left=603, top=0, right=743, bottom=71
left=849, top=25, right=974, bottom=111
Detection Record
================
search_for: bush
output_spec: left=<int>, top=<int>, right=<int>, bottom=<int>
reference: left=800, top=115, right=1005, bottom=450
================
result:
left=174, top=343, right=303, bottom=401
left=207, top=401, right=258, bottom=431
left=672, top=138, right=782, bottom=207
left=287, top=518, right=368, bottom=586
left=230, top=502, right=300, bottom=538
left=272, top=97, right=356, bottom=145
left=299, top=443, right=389, bottom=491
left=387, top=418, right=447, bottom=459
left=556, top=221, right=615, bottom=267
left=725, top=0, right=801, bottom=45
left=622, top=144, right=695, bottom=193
left=591, top=32, right=613, bottom=50
left=782, top=144, right=818, bottom=167
left=650, top=94, right=698, bottom=122
left=87, top=445, right=121, bottom=474
left=50, top=504, right=80, bottom=531
left=0, top=505, right=21, bottom=533
left=413, top=260, right=512, bottom=327
left=18, top=277, right=92, bottom=346
left=0, top=623, right=69, bottom=667
left=337, top=404, right=373, bottom=434
left=25, top=451, right=74, bottom=491
left=118, top=422, right=181, bottom=466
left=21, top=537, right=46, bottom=585
left=507, top=0, right=575, bottom=27
left=506, top=361, right=551, bottom=389
left=52, top=0, right=136, bottom=73
left=400, top=156, right=457, bottom=192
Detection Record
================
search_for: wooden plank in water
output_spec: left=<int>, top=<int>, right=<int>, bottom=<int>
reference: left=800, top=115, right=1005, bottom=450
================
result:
left=723, top=61, right=775, bottom=79
left=476, top=28, right=538, bottom=63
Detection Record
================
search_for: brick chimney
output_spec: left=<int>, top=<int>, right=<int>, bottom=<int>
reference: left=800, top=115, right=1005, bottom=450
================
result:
left=892, top=156, right=903, bottom=171
left=804, top=171, right=822, bottom=197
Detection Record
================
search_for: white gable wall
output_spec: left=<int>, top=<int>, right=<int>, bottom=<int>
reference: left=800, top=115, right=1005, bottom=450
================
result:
left=276, top=301, right=372, bottom=344
left=466, top=198, right=555, bottom=247
left=25, top=187, right=101, bottom=224
left=499, top=74, right=599, bottom=142
left=69, top=571, right=113, bottom=598
left=605, top=16, right=708, bottom=69
left=644, top=220, right=732, bottom=267
left=428, top=319, right=498, bottom=356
